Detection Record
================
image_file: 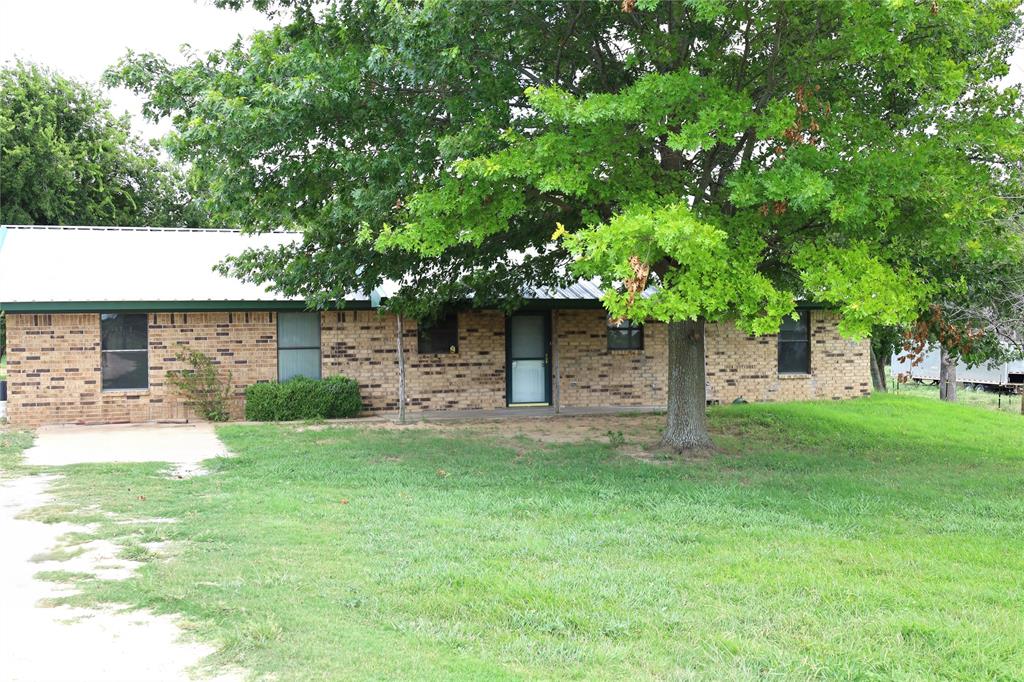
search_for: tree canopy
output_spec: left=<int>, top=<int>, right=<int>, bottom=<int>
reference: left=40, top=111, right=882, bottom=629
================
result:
left=108, top=0, right=1024, bottom=447
left=109, top=1, right=648, bottom=317
left=899, top=215, right=1024, bottom=369
left=1, top=61, right=207, bottom=227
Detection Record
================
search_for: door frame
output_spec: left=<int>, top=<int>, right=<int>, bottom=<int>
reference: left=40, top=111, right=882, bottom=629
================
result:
left=505, top=311, right=552, bottom=406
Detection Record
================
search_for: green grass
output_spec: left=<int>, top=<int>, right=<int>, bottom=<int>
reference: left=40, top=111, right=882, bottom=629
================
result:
left=0, top=429, right=32, bottom=472
left=9, top=396, right=1024, bottom=680
left=890, top=377, right=1023, bottom=414
left=885, top=366, right=1024, bottom=414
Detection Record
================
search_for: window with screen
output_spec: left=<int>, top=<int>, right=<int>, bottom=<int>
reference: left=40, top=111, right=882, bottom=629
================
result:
left=278, top=312, right=321, bottom=381
left=778, top=311, right=811, bottom=374
left=418, top=313, right=459, bottom=354
left=607, top=318, right=644, bottom=350
left=101, top=313, right=149, bottom=390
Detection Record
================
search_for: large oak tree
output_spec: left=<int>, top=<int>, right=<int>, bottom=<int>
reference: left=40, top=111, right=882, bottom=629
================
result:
left=111, top=0, right=1024, bottom=448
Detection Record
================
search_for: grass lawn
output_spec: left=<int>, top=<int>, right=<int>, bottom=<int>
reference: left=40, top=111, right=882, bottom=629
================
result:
left=7, top=395, right=1024, bottom=680
left=884, top=366, right=1024, bottom=415
left=889, top=378, right=1023, bottom=414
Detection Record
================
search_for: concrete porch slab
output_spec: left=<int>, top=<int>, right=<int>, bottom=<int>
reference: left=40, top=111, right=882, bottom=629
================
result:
left=23, top=422, right=227, bottom=466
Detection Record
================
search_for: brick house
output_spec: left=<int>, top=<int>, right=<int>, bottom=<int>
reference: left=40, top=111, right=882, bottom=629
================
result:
left=0, top=226, right=871, bottom=427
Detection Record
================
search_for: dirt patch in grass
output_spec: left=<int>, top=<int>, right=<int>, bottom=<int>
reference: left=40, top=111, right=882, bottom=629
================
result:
left=318, top=412, right=670, bottom=448
left=301, top=412, right=734, bottom=465
left=166, top=461, right=210, bottom=479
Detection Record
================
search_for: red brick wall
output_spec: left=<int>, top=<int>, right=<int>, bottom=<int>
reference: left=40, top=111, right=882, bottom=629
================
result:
left=5, top=312, right=276, bottom=426
left=4, top=308, right=870, bottom=426
left=321, top=310, right=506, bottom=412
left=704, top=311, right=872, bottom=403
left=554, top=309, right=668, bottom=407
left=148, top=312, right=277, bottom=420
left=5, top=314, right=104, bottom=426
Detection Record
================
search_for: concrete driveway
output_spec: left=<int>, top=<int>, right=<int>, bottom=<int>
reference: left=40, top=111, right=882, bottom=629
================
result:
left=23, top=422, right=227, bottom=466
left=1, top=422, right=238, bottom=681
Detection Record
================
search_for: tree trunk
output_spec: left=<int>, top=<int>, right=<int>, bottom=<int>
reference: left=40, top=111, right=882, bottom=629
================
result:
left=661, top=319, right=714, bottom=451
left=938, top=345, right=957, bottom=402
left=870, top=350, right=887, bottom=393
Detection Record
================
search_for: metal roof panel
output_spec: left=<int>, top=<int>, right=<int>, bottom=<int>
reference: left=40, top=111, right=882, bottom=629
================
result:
left=0, top=225, right=614, bottom=307
left=0, top=225, right=302, bottom=305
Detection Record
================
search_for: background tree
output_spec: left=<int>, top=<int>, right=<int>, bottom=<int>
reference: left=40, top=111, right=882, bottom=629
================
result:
left=0, top=61, right=208, bottom=227
left=898, top=224, right=1024, bottom=401
left=939, top=215, right=1024, bottom=360
left=109, top=0, right=1024, bottom=449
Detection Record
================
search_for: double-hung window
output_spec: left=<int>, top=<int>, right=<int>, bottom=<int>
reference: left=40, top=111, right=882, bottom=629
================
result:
left=778, top=311, right=811, bottom=374
left=101, top=313, right=149, bottom=390
left=607, top=318, right=644, bottom=350
left=278, top=312, right=321, bottom=381
left=418, top=313, right=459, bottom=354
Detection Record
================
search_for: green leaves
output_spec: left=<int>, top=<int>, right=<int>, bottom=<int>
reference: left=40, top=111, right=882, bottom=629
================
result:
left=793, top=242, right=933, bottom=338
left=106, top=0, right=1024, bottom=337
left=729, top=161, right=834, bottom=213
left=369, top=0, right=1023, bottom=336
left=1, top=61, right=205, bottom=227
left=564, top=202, right=794, bottom=333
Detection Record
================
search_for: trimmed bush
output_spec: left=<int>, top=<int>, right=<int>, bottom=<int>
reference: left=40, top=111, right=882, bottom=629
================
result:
left=322, top=375, right=363, bottom=418
left=244, top=382, right=287, bottom=422
left=245, top=375, right=363, bottom=421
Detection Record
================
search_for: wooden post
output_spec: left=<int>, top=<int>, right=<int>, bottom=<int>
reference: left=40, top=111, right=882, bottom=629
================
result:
left=552, top=310, right=560, bottom=414
left=396, top=314, right=407, bottom=424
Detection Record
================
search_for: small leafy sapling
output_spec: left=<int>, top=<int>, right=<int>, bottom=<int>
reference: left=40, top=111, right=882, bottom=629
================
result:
left=166, top=348, right=233, bottom=422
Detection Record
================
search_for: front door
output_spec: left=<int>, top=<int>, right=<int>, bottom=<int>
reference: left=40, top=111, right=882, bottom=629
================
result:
left=507, top=313, right=551, bottom=406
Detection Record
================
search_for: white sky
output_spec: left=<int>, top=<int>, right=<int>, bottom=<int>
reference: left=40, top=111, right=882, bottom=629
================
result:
left=2, top=0, right=1024, bottom=144
left=0, top=0, right=272, bottom=141
left=1009, top=43, right=1024, bottom=85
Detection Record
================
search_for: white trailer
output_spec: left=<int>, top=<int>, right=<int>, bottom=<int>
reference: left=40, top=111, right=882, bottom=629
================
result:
left=891, top=346, right=1024, bottom=389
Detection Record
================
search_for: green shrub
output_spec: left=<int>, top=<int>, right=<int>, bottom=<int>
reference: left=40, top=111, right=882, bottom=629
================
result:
left=166, top=348, right=232, bottom=422
left=245, top=375, right=363, bottom=421
left=322, top=376, right=363, bottom=418
left=281, top=376, right=333, bottom=420
left=244, top=382, right=285, bottom=422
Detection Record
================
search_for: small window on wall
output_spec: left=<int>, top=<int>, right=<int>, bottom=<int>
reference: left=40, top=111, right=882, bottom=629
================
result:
left=101, top=313, right=149, bottom=390
left=418, top=313, right=459, bottom=354
left=778, top=311, right=811, bottom=374
left=278, top=312, right=321, bottom=381
left=608, top=318, right=644, bottom=350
